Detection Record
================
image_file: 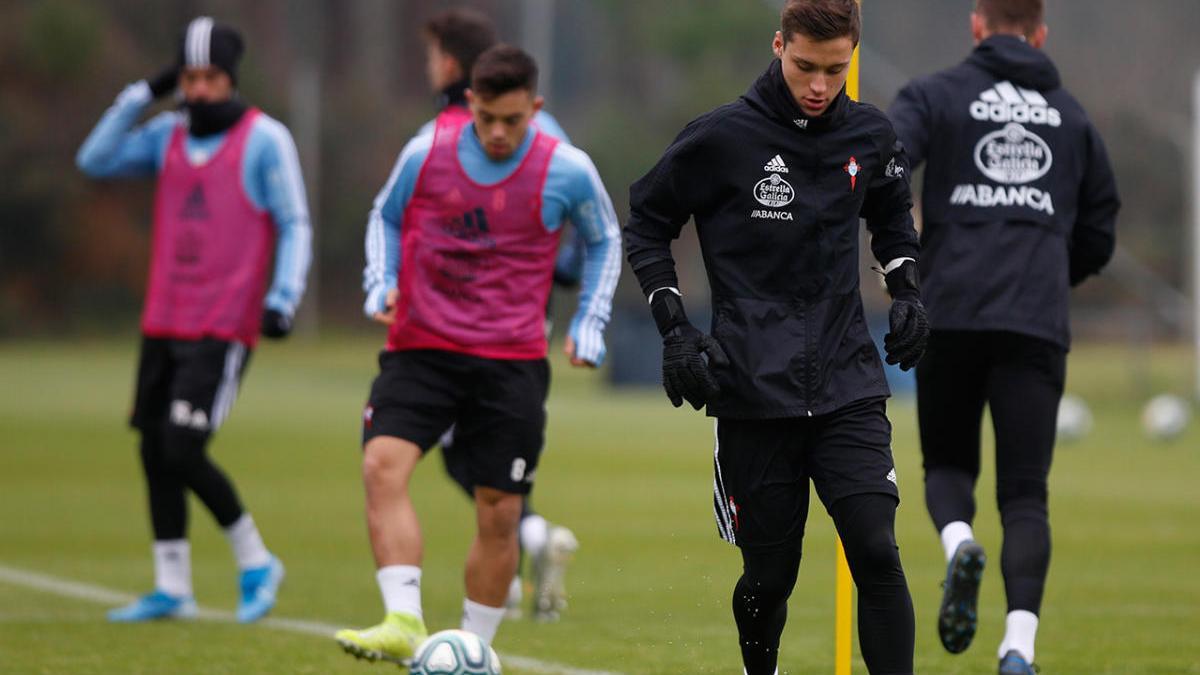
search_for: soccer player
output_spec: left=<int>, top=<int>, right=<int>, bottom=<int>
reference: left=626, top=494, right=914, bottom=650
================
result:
left=887, top=1, right=1119, bottom=672
left=76, top=17, right=311, bottom=623
left=624, top=1, right=926, bottom=673
left=419, top=8, right=583, bottom=622
left=337, top=45, right=620, bottom=664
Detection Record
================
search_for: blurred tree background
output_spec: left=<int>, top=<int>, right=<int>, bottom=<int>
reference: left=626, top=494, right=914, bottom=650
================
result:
left=2, top=0, right=1199, bottom=341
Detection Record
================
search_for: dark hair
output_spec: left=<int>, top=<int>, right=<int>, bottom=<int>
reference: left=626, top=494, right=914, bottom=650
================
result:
left=976, top=0, right=1045, bottom=38
left=470, top=44, right=538, bottom=99
left=423, top=8, right=499, bottom=77
left=780, top=0, right=861, bottom=46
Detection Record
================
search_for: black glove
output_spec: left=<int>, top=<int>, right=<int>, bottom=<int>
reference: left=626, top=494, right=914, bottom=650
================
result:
left=147, top=64, right=180, bottom=99
left=552, top=268, right=581, bottom=289
left=260, top=308, right=292, bottom=339
left=883, top=261, right=929, bottom=371
left=651, top=289, right=729, bottom=410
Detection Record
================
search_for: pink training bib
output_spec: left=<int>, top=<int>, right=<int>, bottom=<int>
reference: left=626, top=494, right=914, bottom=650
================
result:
left=142, top=109, right=274, bottom=347
left=388, top=110, right=560, bottom=359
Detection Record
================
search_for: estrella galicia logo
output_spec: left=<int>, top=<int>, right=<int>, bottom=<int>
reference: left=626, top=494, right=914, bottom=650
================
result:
left=754, top=172, right=794, bottom=208
left=974, top=122, right=1053, bottom=185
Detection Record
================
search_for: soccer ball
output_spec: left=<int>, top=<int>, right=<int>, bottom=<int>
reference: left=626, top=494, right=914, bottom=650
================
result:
left=1055, top=394, right=1093, bottom=442
left=410, top=629, right=501, bottom=675
left=1141, top=394, right=1191, bottom=441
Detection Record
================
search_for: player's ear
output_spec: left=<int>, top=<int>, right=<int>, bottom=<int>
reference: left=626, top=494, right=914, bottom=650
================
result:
left=1031, top=24, right=1048, bottom=49
left=532, top=94, right=544, bottom=114
left=772, top=31, right=784, bottom=58
left=970, top=12, right=987, bottom=44
left=465, top=89, right=475, bottom=106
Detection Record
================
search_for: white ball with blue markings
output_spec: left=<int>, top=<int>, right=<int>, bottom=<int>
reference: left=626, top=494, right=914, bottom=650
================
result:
left=410, top=629, right=501, bottom=675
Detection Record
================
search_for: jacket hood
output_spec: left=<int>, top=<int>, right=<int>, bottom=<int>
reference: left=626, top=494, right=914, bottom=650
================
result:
left=743, top=59, right=849, bottom=132
left=966, top=34, right=1060, bottom=90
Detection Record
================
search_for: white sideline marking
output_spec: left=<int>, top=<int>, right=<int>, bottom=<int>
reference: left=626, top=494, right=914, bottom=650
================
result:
left=0, top=563, right=624, bottom=675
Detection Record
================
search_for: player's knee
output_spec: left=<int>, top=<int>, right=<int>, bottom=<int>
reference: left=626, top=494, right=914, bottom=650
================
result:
left=138, top=432, right=167, bottom=476
left=361, top=437, right=418, bottom=486
left=738, top=545, right=802, bottom=604
left=833, top=495, right=904, bottom=582
left=996, top=477, right=1048, bottom=513
left=475, top=488, right=522, bottom=538
left=159, top=424, right=210, bottom=475
left=998, top=494, right=1048, bottom=527
left=845, top=526, right=904, bottom=582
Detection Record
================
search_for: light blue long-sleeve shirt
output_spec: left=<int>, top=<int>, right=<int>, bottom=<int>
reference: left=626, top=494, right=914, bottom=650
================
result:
left=76, top=81, right=312, bottom=318
left=363, top=121, right=621, bottom=365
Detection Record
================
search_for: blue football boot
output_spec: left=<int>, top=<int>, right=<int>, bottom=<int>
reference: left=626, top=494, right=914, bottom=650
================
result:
left=236, top=555, right=285, bottom=623
left=999, top=649, right=1038, bottom=674
left=108, top=590, right=197, bottom=622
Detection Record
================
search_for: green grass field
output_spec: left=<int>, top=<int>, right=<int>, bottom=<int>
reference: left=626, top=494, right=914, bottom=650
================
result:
left=1, top=336, right=1198, bottom=674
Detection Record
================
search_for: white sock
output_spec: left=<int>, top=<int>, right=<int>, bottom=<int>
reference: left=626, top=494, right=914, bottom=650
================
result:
left=506, top=575, right=523, bottom=606
left=377, top=565, right=423, bottom=618
left=461, top=598, right=506, bottom=644
left=224, top=514, right=272, bottom=570
left=519, top=514, right=549, bottom=557
left=940, top=521, right=975, bottom=562
left=153, top=539, right=192, bottom=598
left=998, top=610, right=1039, bottom=662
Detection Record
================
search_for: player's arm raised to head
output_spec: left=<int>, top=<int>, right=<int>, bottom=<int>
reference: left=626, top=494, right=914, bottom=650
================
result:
left=553, top=145, right=621, bottom=367
left=362, top=133, right=433, bottom=321
left=861, top=118, right=920, bottom=268
left=250, top=116, right=313, bottom=319
left=76, top=81, right=173, bottom=179
left=624, top=114, right=719, bottom=298
left=1069, top=121, right=1119, bottom=286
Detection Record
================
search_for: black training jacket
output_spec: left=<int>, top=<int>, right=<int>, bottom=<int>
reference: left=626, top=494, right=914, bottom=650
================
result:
left=625, top=59, right=920, bottom=419
left=888, top=35, right=1119, bottom=349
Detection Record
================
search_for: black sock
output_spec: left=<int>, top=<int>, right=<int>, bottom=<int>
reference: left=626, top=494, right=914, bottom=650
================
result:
left=732, top=544, right=802, bottom=675
left=830, top=494, right=915, bottom=675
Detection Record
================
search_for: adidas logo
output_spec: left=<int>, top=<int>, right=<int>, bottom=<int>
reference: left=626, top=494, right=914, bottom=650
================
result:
left=970, top=80, right=1061, bottom=127
left=886, top=468, right=897, bottom=485
left=180, top=183, right=211, bottom=220
left=763, top=154, right=789, bottom=174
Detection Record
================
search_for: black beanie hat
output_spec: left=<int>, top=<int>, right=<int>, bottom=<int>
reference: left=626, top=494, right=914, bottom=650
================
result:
left=178, top=16, right=244, bottom=84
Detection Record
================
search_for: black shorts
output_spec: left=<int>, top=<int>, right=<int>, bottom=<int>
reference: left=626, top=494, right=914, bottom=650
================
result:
left=712, top=397, right=899, bottom=550
left=916, top=330, right=1065, bottom=502
left=130, top=336, right=252, bottom=434
left=362, top=349, right=549, bottom=495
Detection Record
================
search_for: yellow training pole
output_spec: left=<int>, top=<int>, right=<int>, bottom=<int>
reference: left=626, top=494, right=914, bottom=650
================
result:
left=835, top=7, right=861, bottom=674
left=835, top=539, right=854, bottom=675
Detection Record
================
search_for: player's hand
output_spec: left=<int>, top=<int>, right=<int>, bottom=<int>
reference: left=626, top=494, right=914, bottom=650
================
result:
left=661, top=324, right=728, bottom=410
left=372, top=289, right=399, bottom=326
left=883, top=260, right=928, bottom=371
left=563, top=336, right=595, bottom=368
left=147, top=64, right=180, bottom=99
left=884, top=299, right=928, bottom=370
left=260, top=308, right=292, bottom=339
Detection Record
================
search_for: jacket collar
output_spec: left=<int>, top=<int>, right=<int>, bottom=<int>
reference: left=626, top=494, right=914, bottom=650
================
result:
left=743, top=59, right=850, bottom=133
